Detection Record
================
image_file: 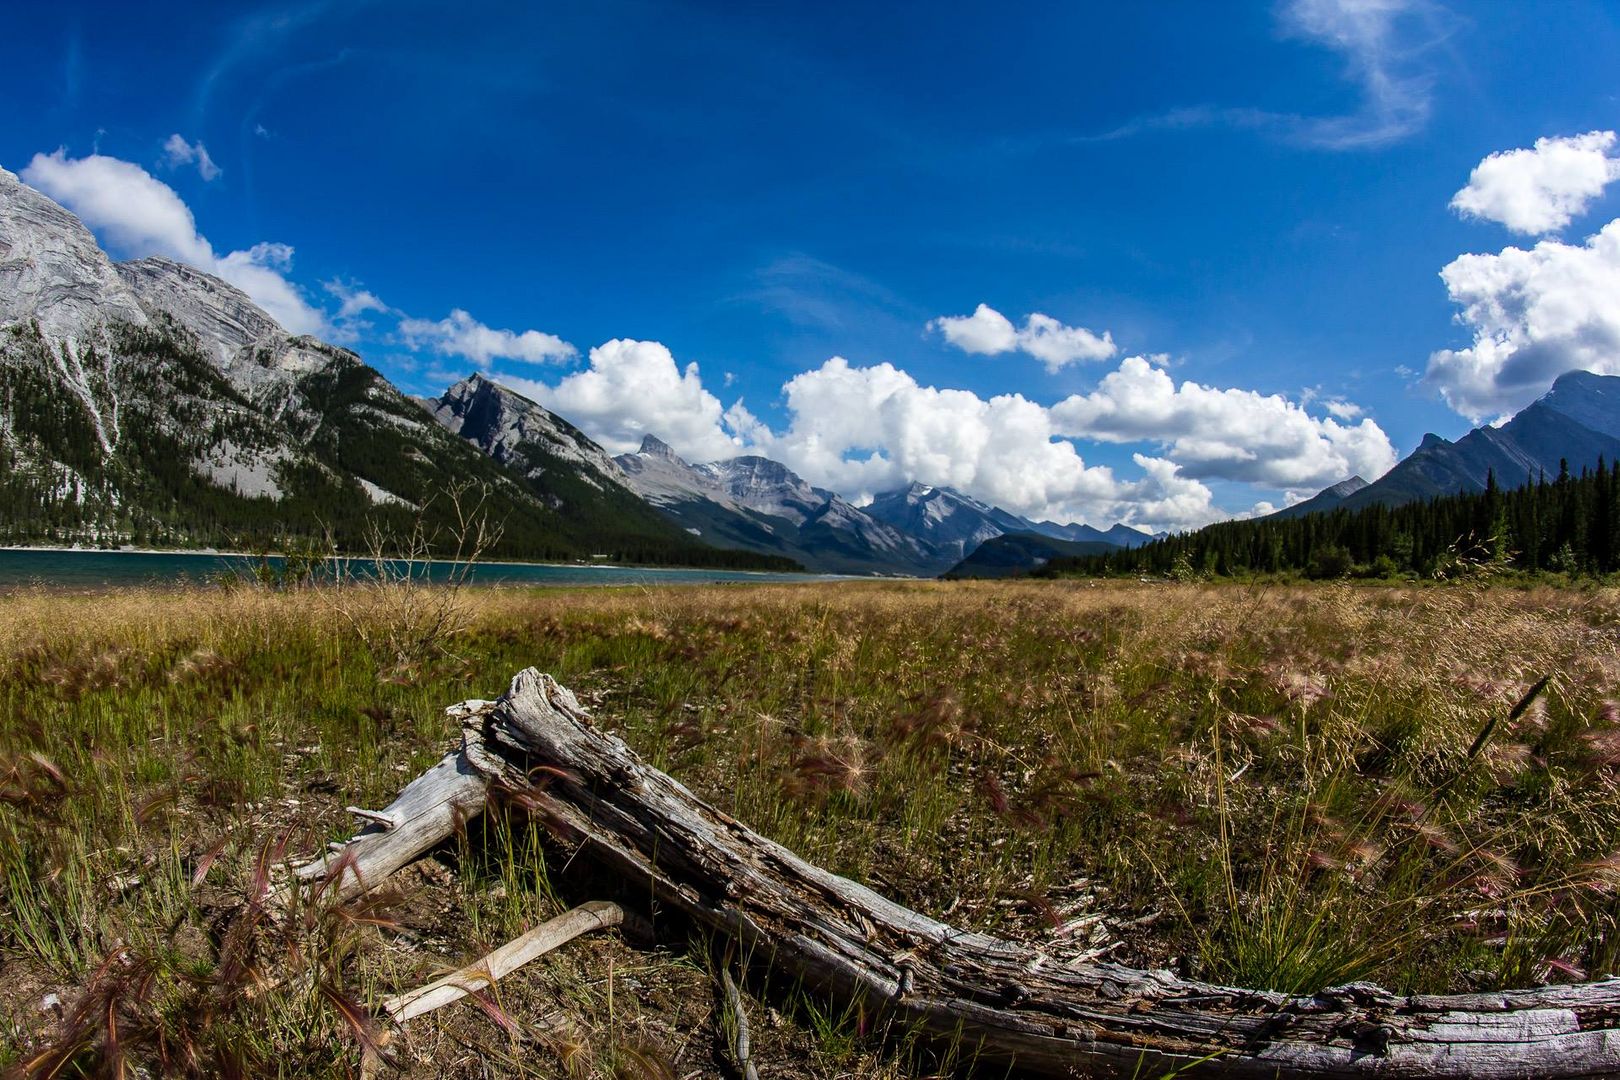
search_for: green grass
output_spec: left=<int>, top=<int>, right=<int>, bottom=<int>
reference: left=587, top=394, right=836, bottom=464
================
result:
left=6, top=578, right=1620, bottom=1076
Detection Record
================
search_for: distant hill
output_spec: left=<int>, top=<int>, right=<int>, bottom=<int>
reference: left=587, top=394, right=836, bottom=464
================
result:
left=1265, top=476, right=1369, bottom=520
left=1024, top=519, right=1161, bottom=547
left=944, top=532, right=1119, bottom=578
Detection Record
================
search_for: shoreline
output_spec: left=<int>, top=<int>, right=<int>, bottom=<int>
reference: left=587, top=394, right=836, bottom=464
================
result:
left=0, top=545, right=860, bottom=582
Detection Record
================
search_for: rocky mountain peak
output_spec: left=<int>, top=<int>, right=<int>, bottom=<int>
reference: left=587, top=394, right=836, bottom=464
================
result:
left=637, top=434, right=683, bottom=462
left=1323, top=476, right=1369, bottom=498
left=427, top=374, right=625, bottom=487
left=1417, top=432, right=1451, bottom=452
left=1538, top=369, right=1620, bottom=441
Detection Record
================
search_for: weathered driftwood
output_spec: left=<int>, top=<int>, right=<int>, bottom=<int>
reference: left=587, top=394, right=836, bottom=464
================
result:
left=383, top=900, right=624, bottom=1025
left=719, top=965, right=762, bottom=1080
left=288, top=700, right=495, bottom=904
left=310, top=669, right=1620, bottom=1078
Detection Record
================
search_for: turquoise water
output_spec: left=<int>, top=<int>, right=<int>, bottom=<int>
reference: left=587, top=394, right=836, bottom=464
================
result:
left=0, top=549, right=844, bottom=589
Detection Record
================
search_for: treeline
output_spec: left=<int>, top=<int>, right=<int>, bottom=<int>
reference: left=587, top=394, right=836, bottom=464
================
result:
left=1044, top=461, right=1620, bottom=580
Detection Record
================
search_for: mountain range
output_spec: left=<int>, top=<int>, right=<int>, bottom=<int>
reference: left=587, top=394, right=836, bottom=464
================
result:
left=27, top=160, right=1607, bottom=579
left=0, top=166, right=1158, bottom=574
left=1276, top=371, right=1620, bottom=520
left=0, top=167, right=781, bottom=567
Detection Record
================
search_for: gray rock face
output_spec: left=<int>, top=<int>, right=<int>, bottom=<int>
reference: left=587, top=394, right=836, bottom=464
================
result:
left=113, top=255, right=355, bottom=428
left=426, top=374, right=626, bottom=489
left=0, top=169, right=495, bottom=539
left=115, top=256, right=279, bottom=362
left=613, top=438, right=939, bottom=573
left=616, top=436, right=746, bottom=511
left=864, top=482, right=1029, bottom=561
left=0, top=167, right=150, bottom=344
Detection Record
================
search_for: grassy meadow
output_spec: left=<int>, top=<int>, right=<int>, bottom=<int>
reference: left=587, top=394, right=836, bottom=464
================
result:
left=5, top=577, right=1620, bottom=1077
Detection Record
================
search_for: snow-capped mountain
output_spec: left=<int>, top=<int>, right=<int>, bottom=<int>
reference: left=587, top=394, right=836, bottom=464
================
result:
left=863, top=482, right=1032, bottom=562
left=864, top=480, right=1159, bottom=560
left=614, top=436, right=939, bottom=574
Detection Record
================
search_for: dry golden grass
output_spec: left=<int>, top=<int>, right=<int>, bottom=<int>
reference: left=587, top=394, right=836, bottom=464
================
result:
left=6, top=578, right=1620, bottom=1077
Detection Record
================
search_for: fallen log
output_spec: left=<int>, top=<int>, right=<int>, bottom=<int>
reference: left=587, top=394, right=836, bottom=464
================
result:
left=309, top=669, right=1620, bottom=1077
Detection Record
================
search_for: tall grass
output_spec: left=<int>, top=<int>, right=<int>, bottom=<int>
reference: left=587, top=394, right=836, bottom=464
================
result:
left=5, top=579, right=1620, bottom=1076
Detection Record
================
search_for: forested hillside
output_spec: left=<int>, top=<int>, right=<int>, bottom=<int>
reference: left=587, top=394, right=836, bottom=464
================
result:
left=1045, top=461, right=1620, bottom=580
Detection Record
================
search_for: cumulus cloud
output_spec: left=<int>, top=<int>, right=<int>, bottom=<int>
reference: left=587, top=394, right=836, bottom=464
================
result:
left=23, top=149, right=214, bottom=264
left=500, top=339, right=743, bottom=462
left=930, top=303, right=1117, bottom=371
left=500, top=341, right=1388, bottom=531
left=931, top=303, right=1018, bottom=354
left=161, top=134, right=221, bottom=181
left=399, top=308, right=575, bottom=366
left=1450, top=131, right=1620, bottom=236
left=1048, top=356, right=1397, bottom=488
left=215, top=243, right=327, bottom=335
left=1424, top=220, right=1620, bottom=420
left=752, top=357, right=1129, bottom=515
left=21, top=148, right=324, bottom=334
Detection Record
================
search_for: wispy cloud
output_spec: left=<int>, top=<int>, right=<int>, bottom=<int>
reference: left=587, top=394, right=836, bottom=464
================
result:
left=161, top=134, right=222, bottom=181
left=1086, top=0, right=1450, bottom=151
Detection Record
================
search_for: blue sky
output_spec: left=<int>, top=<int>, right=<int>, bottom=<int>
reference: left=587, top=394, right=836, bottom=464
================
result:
left=4, top=1, right=1620, bottom=528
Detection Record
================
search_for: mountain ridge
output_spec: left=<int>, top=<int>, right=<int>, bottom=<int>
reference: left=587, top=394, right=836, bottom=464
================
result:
left=1338, top=371, right=1620, bottom=513
left=0, top=168, right=795, bottom=568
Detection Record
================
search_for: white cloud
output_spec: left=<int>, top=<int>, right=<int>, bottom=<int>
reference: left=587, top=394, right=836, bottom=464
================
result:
left=21, top=148, right=324, bottom=335
left=1048, top=356, right=1397, bottom=488
left=1321, top=398, right=1363, bottom=420
left=399, top=309, right=575, bottom=366
left=161, top=134, right=221, bottom=181
left=23, top=149, right=214, bottom=265
left=930, top=303, right=1018, bottom=355
left=500, top=339, right=742, bottom=462
left=1018, top=312, right=1118, bottom=370
left=499, top=342, right=1390, bottom=531
left=324, top=280, right=388, bottom=321
left=930, top=303, right=1117, bottom=371
left=758, top=357, right=1125, bottom=514
left=1450, top=131, right=1620, bottom=236
left=215, top=243, right=325, bottom=335
left=321, top=280, right=390, bottom=344
left=1424, top=219, right=1620, bottom=420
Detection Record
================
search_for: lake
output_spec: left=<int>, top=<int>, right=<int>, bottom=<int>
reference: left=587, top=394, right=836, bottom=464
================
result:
left=0, top=548, right=848, bottom=589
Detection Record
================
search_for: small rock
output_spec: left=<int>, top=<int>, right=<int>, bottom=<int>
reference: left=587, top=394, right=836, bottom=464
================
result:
left=416, top=859, right=453, bottom=886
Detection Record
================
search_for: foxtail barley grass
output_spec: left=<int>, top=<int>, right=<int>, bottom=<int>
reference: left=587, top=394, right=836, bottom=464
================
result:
left=5, top=579, right=1620, bottom=1076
